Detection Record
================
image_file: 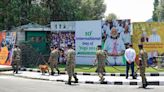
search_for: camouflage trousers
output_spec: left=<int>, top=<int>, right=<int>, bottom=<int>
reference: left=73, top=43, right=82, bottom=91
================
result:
left=50, top=61, right=59, bottom=73
left=66, top=64, right=76, bottom=78
left=140, top=66, right=147, bottom=85
left=96, top=64, right=105, bottom=81
left=12, top=60, right=20, bottom=73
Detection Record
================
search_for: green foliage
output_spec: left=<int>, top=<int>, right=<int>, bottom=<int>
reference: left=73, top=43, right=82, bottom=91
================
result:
left=105, top=13, right=117, bottom=21
left=19, top=41, right=48, bottom=68
left=41, top=0, right=106, bottom=21
left=26, top=4, right=51, bottom=25
left=0, top=0, right=106, bottom=31
left=152, top=0, right=159, bottom=21
left=159, top=0, right=164, bottom=21
left=152, top=0, right=164, bottom=22
left=0, top=0, right=22, bottom=30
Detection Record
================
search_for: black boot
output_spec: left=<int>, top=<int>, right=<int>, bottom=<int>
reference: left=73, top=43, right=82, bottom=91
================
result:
left=65, top=81, right=71, bottom=85
left=51, top=72, right=55, bottom=75
left=65, top=77, right=72, bottom=85
left=13, top=69, right=16, bottom=74
left=73, top=74, right=78, bottom=83
left=15, top=67, right=19, bottom=74
left=12, top=65, right=16, bottom=73
left=143, top=84, right=147, bottom=88
left=57, top=70, right=60, bottom=75
left=15, top=71, right=18, bottom=74
left=139, top=83, right=147, bottom=88
left=145, top=79, right=148, bottom=87
left=133, top=76, right=137, bottom=79
left=74, top=77, right=78, bottom=83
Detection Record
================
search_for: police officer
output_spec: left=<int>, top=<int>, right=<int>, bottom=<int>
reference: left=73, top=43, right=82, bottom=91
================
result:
left=138, top=44, right=148, bottom=88
left=65, top=44, right=78, bottom=85
left=95, top=45, right=107, bottom=83
left=12, top=44, right=21, bottom=74
left=48, top=46, right=60, bottom=75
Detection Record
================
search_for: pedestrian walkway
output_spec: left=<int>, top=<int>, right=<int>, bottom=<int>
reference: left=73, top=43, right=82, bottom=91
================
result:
left=20, top=68, right=164, bottom=76
left=1, top=71, right=164, bottom=86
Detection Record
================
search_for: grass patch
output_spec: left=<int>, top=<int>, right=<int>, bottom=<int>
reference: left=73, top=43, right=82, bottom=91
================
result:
left=28, top=64, right=164, bottom=73
left=57, top=64, right=164, bottom=73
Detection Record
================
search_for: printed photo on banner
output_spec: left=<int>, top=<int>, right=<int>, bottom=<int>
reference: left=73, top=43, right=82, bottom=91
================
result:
left=0, top=32, right=17, bottom=65
left=50, top=20, right=131, bottom=65
left=75, top=20, right=102, bottom=65
left=102, top=19, right=131, bottom=66
left=49, top=32, right=75, bottom=64
left=133, top=22, right=164, bottom=66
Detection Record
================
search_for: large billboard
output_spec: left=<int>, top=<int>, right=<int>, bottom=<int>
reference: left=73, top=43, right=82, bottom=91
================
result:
left=102, top=19, right=131, bottom=66
left=50, top=20, right=131, bottom=65
left=133, top=22, right=164, bottom=65
left=75, top=20, right=102, bottom=64
left=0, top=32, right=17, bottom=65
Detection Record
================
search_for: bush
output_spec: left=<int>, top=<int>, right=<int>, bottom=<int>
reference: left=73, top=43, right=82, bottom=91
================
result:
left=19, top=41, right=48, bottom=68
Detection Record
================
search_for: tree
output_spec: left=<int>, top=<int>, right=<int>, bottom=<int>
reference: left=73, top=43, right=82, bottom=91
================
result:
left=0, top=0, right=50, bottom=31
left=152, top=0, right=159, bottom=21
left=105, top=13, right=117, bottom=21
left=78, top=0, right=106, bottom=20
left=0, top=0, right=106, bottom=31
left=40, top=0, right=106, bottom=21
left=0, top=0, right=21, bottom=30
left=27, top=4, right=51, bottom=25
left=159, top=0, right=164, bottom=21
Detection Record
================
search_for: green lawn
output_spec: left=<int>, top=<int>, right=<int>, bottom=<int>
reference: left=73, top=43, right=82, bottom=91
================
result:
left=56, top=64, right=164, bottom=73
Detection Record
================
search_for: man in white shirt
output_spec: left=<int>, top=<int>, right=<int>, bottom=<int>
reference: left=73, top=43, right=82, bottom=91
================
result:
left=124, top=44, right=136, bottom=79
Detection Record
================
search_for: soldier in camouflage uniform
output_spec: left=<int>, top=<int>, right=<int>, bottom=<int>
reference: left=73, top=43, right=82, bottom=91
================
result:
left=65, top=44, right=78, bottom=85
left=138, top=44, right=148, bottom=88
left=12, top=44, right=21, bottom=74
left=95, top=45, right=107, bottom=82
left=48, top=46, right=60, bottom=75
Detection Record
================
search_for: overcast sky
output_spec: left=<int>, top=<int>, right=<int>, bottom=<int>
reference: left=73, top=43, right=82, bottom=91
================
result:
left=104, top=0, right=154, bottom=22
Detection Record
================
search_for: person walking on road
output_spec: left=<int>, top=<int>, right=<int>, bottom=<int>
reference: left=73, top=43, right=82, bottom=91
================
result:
left=95, top=45, right=107, bottom=83
left=48, top=46, right=60, bottom=75
left=12, top=44, right=21, bottom=74
left=138, top=44, right=148, bottom=88
left=65, top=44, right=78, bottom=85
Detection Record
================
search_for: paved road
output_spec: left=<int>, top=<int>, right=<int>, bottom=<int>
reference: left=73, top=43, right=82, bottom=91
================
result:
left=0, top=75, right=164, bottom=92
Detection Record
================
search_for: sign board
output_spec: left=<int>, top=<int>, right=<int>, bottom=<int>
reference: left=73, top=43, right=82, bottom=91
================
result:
left=75, top=20, right=102, bottom=64
left=133, top=22, right=164, bottom=65
left=0, top=32, right=17, bottom=65
left=51, top=21, right=75, bottom=32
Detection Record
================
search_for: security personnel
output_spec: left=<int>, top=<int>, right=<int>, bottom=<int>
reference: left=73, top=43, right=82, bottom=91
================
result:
left=138, top=44, right=148, bottom=88
left=12, top=44, right=21, bottom=74
left=65, top=44, right=78, bottom=85
left=48, top=46, right=60, bottom=75
left=95, top=45, right=107, bottom=82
